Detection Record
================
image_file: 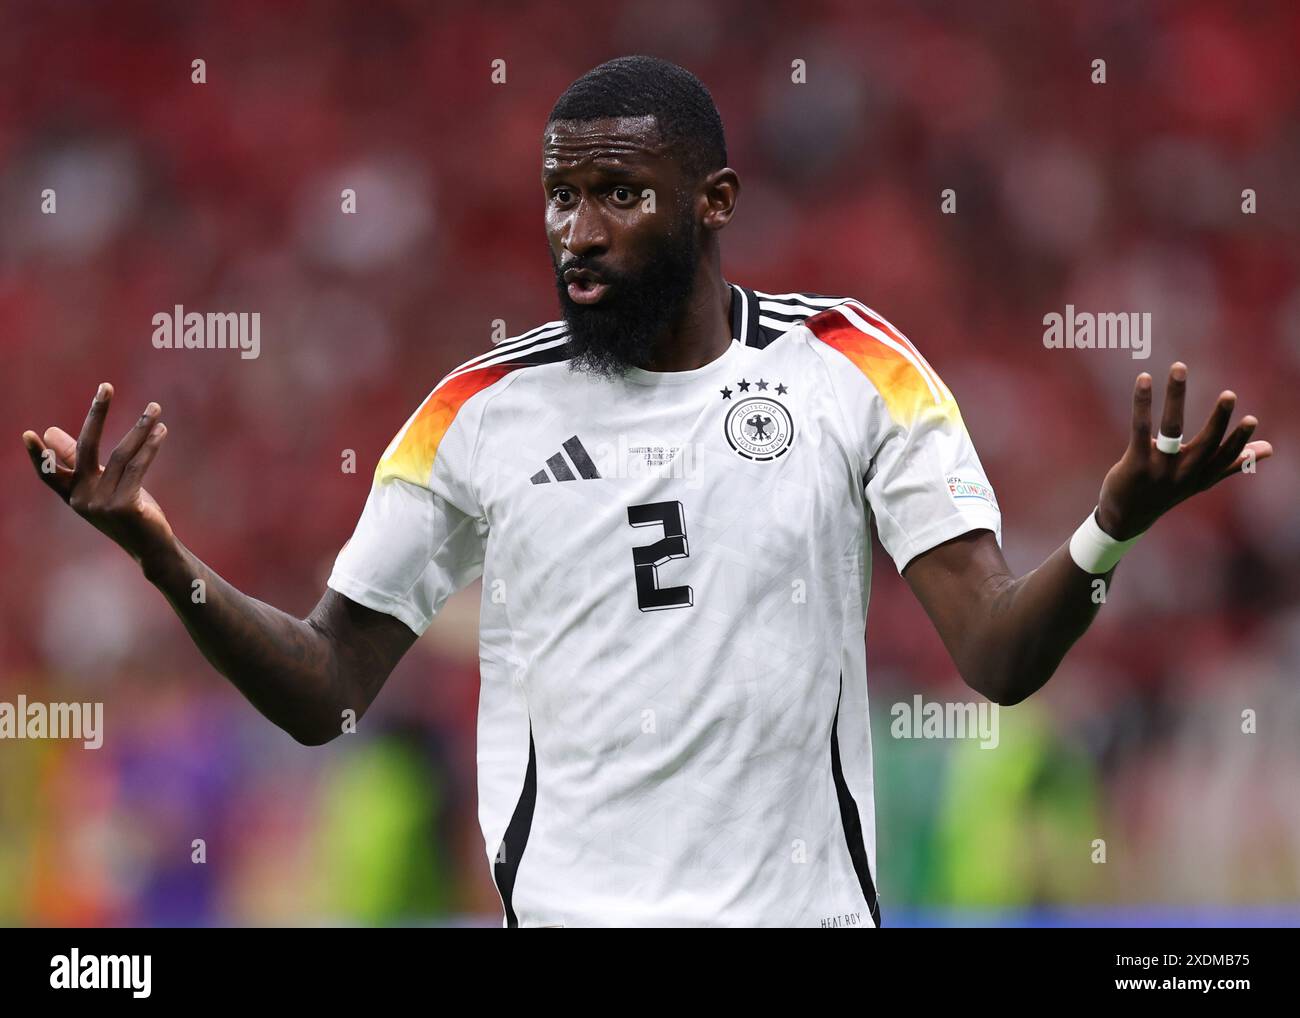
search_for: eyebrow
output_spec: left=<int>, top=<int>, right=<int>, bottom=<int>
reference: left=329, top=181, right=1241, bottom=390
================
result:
left=542, top=162, right=646, bottom=183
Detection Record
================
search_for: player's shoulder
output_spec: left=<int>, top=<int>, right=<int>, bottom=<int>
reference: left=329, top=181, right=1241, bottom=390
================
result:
left=375, top=319, right=571, bottom=486
left=742, top=286, right=902, bottom=351
left=429, top=318, right=573, bottom=402
left=743, top=286, right=952, bottom=406
left=411, top=316, right=575, bottom=419
left=742, top=286, right=859, bottom=349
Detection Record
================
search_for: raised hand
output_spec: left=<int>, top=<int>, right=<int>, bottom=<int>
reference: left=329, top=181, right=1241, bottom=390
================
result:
left=1096, top=362, right=1273, bottom=540
left=22, top=382, right=175, bottom=566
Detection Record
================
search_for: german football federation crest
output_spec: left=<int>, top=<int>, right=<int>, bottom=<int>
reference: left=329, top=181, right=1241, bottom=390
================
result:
left=721, top=379, right=794, bottom=461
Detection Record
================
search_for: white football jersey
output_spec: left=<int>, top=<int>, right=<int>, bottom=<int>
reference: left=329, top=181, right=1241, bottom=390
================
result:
left=327, top=283, right=1002, bottom=928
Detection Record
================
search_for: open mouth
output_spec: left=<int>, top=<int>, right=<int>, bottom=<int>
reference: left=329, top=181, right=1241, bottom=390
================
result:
left=564, top=268, right=611, bottom=305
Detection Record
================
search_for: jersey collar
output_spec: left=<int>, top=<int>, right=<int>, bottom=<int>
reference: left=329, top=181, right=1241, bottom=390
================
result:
left=727, top=281, right=761, bottom=347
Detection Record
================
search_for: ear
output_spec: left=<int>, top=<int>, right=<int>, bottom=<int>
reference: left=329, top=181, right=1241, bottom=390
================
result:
left=700, top=167, right=740, bottom=231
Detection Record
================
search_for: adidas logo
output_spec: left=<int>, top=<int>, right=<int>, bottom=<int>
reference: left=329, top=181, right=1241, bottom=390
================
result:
left=530, top=435, right=602, bottom=484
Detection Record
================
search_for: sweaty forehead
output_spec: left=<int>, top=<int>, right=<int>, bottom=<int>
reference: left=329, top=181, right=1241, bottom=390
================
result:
left=542, top=115, right=670, bottom=172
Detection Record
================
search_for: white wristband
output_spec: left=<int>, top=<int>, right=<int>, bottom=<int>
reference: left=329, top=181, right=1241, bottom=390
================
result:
left=1069, top=506, right=1143, bottom=574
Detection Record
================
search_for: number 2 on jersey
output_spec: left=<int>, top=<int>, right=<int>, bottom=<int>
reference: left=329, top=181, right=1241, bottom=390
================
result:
left=627, top=501, right=694, bottom=612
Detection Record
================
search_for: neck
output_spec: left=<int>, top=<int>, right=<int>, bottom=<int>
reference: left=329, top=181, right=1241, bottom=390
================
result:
left=638, top=259, right=732, bottom=372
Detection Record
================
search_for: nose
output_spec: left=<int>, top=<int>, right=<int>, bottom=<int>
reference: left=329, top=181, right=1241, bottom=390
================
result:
left=563, top=195, right=609, bottom=257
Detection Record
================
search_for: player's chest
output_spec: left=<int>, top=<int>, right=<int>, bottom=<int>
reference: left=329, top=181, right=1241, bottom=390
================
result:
left=476, top=374, right=865, bottom=575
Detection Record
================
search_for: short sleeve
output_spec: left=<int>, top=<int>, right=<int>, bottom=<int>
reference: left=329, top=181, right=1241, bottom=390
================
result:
left=805, top=300, right=1002, bottom=575
left=864, top=391, right=1002, bottom=574
left=327, top=375, right=491, bottom=636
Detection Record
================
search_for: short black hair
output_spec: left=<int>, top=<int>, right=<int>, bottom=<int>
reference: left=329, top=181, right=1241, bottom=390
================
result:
left=545, top=55, right=728, bottom=183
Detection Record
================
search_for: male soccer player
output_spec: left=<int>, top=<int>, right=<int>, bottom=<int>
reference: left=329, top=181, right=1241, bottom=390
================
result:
left=23, top=56, right=1272, bottom=927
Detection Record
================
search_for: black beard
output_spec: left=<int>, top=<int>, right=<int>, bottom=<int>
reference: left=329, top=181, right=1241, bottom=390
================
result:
left=552, top=212, right=701, bottom=378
